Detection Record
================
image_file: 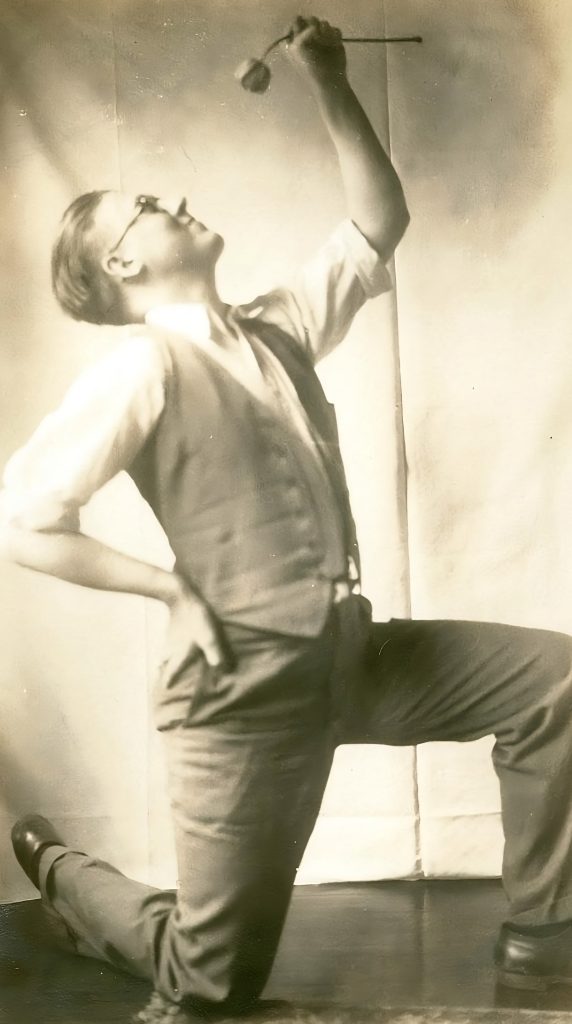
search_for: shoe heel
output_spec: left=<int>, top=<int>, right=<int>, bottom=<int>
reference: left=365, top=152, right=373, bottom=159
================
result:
left=496, top=968, right=550, bottom=992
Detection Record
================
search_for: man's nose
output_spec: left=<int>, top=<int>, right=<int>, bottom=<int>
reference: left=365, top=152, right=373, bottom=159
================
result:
left=159, top=196, right=188, bottom=219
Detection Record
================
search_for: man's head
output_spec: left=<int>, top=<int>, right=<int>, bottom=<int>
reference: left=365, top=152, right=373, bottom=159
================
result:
left=51, top=191, right=224, bottom=325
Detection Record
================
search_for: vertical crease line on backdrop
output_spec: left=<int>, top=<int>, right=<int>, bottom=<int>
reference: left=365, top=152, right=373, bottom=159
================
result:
left=143, top=551, right=154, bottom=882
left=382, top=0, right=422, bottom=877
left=108, top=0, right=150, bottom=873
left=109, top=0, right=124, bottom=193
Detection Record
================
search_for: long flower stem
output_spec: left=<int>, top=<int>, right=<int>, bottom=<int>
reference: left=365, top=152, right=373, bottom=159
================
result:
left=261, top=33, right=422, bottom=60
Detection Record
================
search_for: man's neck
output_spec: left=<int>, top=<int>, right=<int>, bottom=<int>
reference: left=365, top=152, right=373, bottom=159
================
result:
left=128, top=275, right=234, bottom=340
left=149, top=300, right=238, bottom=344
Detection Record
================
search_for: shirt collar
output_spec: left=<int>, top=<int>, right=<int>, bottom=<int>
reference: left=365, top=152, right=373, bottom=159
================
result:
left=145, top=303, right=213, bottom=342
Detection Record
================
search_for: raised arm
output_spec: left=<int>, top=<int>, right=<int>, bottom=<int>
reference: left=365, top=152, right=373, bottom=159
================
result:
left=286, top=16, right=409, bottom=262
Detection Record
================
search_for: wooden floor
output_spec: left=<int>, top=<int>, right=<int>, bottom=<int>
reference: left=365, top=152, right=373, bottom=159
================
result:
left=2, top=880, right=572, bottom=1023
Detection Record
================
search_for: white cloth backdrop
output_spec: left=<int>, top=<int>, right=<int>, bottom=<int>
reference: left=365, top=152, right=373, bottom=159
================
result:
left=1, top=0, right=571, bottom=902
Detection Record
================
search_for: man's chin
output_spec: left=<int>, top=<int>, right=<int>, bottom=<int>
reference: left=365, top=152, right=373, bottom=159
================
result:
left=207, top=233, right=225, bottom=263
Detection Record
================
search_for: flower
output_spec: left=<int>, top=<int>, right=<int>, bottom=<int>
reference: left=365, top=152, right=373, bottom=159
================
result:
left=234, top=58, right=271, bottom=93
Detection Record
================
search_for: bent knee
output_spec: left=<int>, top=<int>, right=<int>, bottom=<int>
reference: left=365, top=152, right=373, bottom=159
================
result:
left=526, top=628, right=572, bottom=710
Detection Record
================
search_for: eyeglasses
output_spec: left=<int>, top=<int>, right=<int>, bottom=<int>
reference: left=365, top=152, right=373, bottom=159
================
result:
left=108, top=194, right=161, bottom=255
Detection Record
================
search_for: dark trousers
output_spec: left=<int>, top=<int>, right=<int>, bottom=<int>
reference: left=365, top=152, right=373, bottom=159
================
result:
left=39, top=597, right=572, bottom=1010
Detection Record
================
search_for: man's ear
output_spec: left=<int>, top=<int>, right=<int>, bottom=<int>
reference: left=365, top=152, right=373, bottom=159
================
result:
left=100, top=253, right=143, bottom=281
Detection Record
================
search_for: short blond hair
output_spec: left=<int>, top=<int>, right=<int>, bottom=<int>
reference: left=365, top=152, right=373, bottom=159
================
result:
left=51, top=191, right=123, bottom=325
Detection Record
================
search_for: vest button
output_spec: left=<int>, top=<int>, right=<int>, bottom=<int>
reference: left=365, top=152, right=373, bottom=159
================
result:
left=295, top=515, right=314, bottom=535
left=287, top=491, right=304, bottom=512
left=298, top=545, right=320, bottom=564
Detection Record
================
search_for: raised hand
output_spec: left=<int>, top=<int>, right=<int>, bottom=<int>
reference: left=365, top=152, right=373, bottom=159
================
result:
left=285, top=15, right=347, bottom=86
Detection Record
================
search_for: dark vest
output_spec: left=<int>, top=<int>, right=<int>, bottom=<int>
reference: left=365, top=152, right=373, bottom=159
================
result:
left=128, top=319, right=360, bottom=637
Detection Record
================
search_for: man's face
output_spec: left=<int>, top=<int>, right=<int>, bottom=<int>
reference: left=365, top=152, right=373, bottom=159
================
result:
left=94, top=191, right=224, bottom=283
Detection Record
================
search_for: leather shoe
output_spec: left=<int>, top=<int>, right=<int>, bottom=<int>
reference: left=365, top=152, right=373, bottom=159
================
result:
left=11, top=814, right=67, bottom=890
left=135, top=993, right=291, bottom=1024
left=495, top=920, right=572, bottom=990
left=135, top=992, right=187, bottom=1023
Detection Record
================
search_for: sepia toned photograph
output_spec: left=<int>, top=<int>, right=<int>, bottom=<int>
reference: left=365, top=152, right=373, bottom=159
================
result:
left=1, top=2, right=572, bottom=1023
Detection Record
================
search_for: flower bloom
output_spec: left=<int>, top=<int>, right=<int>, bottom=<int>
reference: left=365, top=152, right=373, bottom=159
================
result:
left=234, top=58, right=271, bottom=93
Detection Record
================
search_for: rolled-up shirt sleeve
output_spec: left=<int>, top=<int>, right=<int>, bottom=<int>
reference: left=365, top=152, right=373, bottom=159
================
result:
left=0, top=334, right=168, bottom=532
left=239, top=219, right=393, bottom=363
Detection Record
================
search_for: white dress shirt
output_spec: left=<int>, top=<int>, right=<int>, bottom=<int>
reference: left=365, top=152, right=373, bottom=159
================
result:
left=1, top=220, right=391, bottom=533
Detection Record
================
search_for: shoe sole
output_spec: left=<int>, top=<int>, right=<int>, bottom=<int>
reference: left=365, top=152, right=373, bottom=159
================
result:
left=497, top=968, right=572, bottom=991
